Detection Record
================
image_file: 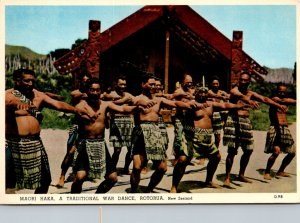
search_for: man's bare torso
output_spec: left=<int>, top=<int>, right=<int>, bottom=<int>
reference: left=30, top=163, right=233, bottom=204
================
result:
left=136, top=95, right=162, bottom=122
left=6, top=89, right=45, bottom=136
left=231, top=87, right=254, bottom=117
left=76, top=100, right=109, bottom=139
left=193, top=102, right=214, bottom=129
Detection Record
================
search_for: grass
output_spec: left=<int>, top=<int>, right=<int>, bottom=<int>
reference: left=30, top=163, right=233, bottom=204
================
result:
left=40, top=89, right=74, bottom=130
left=41, top=109, right=73, bottom=129
left=249, top=102, right=296, bottom=131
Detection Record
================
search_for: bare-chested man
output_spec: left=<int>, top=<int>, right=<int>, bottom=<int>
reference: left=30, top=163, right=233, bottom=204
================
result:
left=103, top=75, right=135, bottom=175
left=141, top=78, right=170, bottom=174
left=208, top=76, right=230, bottom=148
left=5, top=68, right=83, bottom=194
left=56, top=73, right=91, bottom=188
left=71, top=78, right=136, bottom=193
left=170, top=86, right=244, bottom=192
left=172, top=74, right=195, bottom=162
left=155, top=79, right=170, bottom=149
left=130, top=74, right=191, bottom=193
left=222, top=72, right=287, bottom=188
left=264, top=83, right=296, bottom=180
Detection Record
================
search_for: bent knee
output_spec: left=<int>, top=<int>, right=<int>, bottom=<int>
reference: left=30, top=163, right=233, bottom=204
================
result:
left=214, top=152, right=221, bottom=161
left=75, top=171, right=87, bottom=181
left=158, top=164, right=168, bottom=173
left=177, top=155, right=190, bottom=164
left=273, top=146, right=281, bottom=155
left=107, top=172, right=118, bottom=183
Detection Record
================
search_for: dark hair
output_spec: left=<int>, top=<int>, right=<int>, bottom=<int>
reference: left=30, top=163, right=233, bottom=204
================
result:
left=142, top=73, right=156, bottom=84
left=86, top=78, right=101, bottom=89
left=240, top=71, right=251, bottom=78
left=180, top=73, right=192, bottom=83
left=210, top=75, right=220, bottom=83
left=13, top=68, right=36, bottom=80
left=115, top=74, right=127, bottom=82
left=155, top=77, right=162, bottom=83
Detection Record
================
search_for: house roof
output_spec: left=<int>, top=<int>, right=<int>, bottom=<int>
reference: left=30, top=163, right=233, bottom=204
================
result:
left=99, top=5, right=267, bottom=76
left=53, top=5, right=267, bottom=78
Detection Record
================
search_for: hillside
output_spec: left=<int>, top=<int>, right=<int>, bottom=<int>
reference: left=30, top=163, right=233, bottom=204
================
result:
left=5, top=44, right=47, bottom=60
left=263, top=67, right=294, bottom=84
left=5, top=44, right=295, bottom=84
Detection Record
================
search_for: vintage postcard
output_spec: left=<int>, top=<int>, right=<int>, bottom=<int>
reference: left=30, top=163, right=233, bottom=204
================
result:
left=1, top=0, right=299, bottom=204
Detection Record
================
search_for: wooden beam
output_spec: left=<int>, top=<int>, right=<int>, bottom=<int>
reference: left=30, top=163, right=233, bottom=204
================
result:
left=164, top=30, right=170, bottom=93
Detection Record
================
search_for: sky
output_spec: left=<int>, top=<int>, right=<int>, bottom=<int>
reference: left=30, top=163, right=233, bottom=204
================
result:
left=4, top=4, right=296, bottom=69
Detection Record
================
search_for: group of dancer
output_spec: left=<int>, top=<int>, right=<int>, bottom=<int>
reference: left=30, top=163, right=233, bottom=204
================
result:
left=5, top=68, right=296, bottom=194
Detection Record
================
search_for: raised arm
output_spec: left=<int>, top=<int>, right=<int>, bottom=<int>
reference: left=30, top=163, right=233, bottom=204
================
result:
left=230, top=87, right=260, bottom=109
left=272, top=96, right=296, bottom=105
left=160, top=97, right=177, bottom=107
left=208, top=90, right=229, bottom=101
left=107, top=101, right=137, bottom=113
left=113, top=92, right=135, bottom=105
left=251, top=92, right=287, bottom=112
left=5, top=90, right=30, bottom=111
left=42, top=92, right=82, bottom=115
left=212, top=101, right=245, bottom=110
left=71, top=89, right=87, bottom=105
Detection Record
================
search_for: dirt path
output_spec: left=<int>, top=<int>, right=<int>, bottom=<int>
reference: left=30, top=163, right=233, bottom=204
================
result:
left=16, top=123, right=297, bottom=195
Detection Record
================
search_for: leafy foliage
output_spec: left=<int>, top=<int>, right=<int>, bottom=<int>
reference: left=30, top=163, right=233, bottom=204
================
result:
left=5, top=45, right=74, bottom=129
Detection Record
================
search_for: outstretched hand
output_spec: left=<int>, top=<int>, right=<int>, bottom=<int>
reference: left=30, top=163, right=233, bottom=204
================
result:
left=138, top=99, right=157, bottom=108
left=249, top=100, right=260, bottom=110
left=278, top=104, right=288, bottom=113
left=196, top=102, right=209, bottom=109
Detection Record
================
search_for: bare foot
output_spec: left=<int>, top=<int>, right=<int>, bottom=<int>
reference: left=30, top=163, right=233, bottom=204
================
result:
left=264, top=173, right=272, bottom=180
left=141, top=167, right=148, bottom=174
left=237, top=175, right=252, bottom=183
left=55, top=176, right=65, bottom=188
left=196, top=158, right=206, bottom=165
left=223, top=178, right=231, bottom=188
left=170, top=186, right=177, bottom=193
left=276, top=172, right=290, bottom=177
left=205, top=182, right=222, bottom=189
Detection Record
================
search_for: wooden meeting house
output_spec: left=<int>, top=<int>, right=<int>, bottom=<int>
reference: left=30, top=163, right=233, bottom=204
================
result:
left=54, top=5, right=267, bottom=96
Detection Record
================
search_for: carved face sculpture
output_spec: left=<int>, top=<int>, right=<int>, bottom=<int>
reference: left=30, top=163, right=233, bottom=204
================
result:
left=89, top=20, right=100, bottom=32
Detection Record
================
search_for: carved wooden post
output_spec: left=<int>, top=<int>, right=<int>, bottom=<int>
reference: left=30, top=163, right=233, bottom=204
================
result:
left=86, top=20, right=101, bottom=79
left=53, top=20, right=101, bottom=89
left=230, top=31, right=243, bottom=88
left=164, top=30, right=170, bottom=93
